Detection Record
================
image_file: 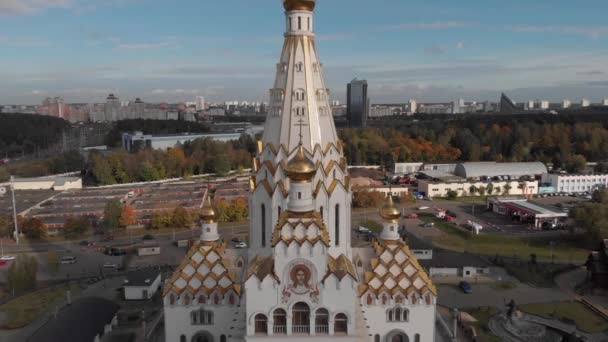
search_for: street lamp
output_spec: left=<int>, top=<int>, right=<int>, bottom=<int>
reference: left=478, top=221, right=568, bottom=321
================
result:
left=10, top=176, right=19, bottom=245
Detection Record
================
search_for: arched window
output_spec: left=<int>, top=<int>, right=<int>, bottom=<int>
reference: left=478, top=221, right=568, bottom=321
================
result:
left=425, top=294, right=432, bottom=305
left=395, top=307, right=402, bottom=321
left=415, top=334, right=421, bottom=342
left=198, top=295, right=206, bottom=304
left=388, top=310, right=393, bottom=321
left=298, top=16, right=302, bottom=30
left=221, top=335, right=227, bottom=342
left=261, top=204, right=266, bottom=247
left=237, top=260, right=243, bottom=268
left=366, top=294, right=373, bottom=305
left=214, top=293, right=220, bottom=305
left=298, top=192, right=301, bottom=200
left=289, top=17, right=292, bottom=30
left=292, top=302, right=311, bottom=334
left=183, top=295, right=190, bottom=305
left=307, top=17, right=311, bottom=31
left=335, top=204, right=340, bottom=246
left=395, top=295, right=403, bottom=304
left=273, top=309, right=287, bottom=335
left=255, top=314, right=268, bottom=335
left=357, top=260, right=363, bottom=267
left=229, top=293, right=236, bottom=305
left=169, top=294, right=175, bottom=305
left=374, top=334, right=380, bottom=342
left=180, top=335, right=186, bottom=342
left=315, top=308, right=329, bottom=334
left=403, top=309, right=409, bottom=322
left=278, top=206, right=282, bottom=218
left=320, top=206, right=323, bottom=218
left=334, top=313, right=348, bottom=334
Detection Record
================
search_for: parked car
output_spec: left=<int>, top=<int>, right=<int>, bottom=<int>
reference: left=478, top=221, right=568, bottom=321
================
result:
left=78, top=240, right=89, bottom=246
left=407, top=213, right=419, bottom=219
left=231, top=237, right=242, bottom=244
left=422, top=222, right=435, bottom=228
left=104, top=247, right=127, bottom=256
left=60, top=256, right=77, bottom=264
left=235, top=242, right=247, bottom=249
left=0, top=255, right=16, bottom=261
left=142, top=234, right=155, bottom=240
left=459, top=281, right=472, bottom=294
left=418, top=206, right=430, bottom=210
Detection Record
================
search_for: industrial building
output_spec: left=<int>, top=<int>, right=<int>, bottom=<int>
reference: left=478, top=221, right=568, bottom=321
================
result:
left=4, top=176, right=82, bottom=191
left=487, top=197, right=568, bottom=229
left=122, top=131, right=242, bottom=152
left=418, top=180, right=538, bottom=198
left=541, top=173, right=608, bottom=193
left=454, top=162, right=547, bottom=179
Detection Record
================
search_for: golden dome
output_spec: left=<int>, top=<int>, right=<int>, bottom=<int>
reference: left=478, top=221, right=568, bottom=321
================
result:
left=200, top=196, right=218, bottom=222
left=285, top=144, right=316, bottom=182
left=283, top=0, right=316, bottom=11
left=380, top=194, right=401, bottom=222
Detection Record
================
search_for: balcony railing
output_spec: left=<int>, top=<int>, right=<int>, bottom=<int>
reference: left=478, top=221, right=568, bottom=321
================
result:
left=292, top=325, right=310, bottom=334
left=273, top=325, right=286, bottom=334
left=315, top=325, right=329, bottom=334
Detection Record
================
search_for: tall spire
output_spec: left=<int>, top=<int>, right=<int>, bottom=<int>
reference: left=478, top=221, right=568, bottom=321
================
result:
left=261, top=0, right=339, bottom=153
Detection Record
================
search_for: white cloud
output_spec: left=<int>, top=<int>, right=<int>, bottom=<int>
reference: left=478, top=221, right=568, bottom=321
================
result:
left=117, top=42, right=174, bottom=50
left=0, top=0, right=71, bottom=15
left=505, top=25, right=608, bottom=39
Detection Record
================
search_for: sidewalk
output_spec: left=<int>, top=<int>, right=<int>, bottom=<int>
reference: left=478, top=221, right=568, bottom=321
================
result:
left=555, top=266, right=608, bottom=317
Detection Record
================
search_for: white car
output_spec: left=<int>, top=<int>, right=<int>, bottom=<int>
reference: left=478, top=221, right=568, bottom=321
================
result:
left=235, top=242, right=247, bottom=249
left=418, top=206, right=430, bottom=210
left=0, top=255, right=16, bottom=261
left=103, top=262, right=118, bottom=268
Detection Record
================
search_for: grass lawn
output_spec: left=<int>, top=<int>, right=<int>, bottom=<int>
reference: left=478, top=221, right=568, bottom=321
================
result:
left=466, top=307, right=502, bottom=342
left=520, top=301, right=608, bottom=334
left=490, top=280, right=517, bottom=291
left=418, top=214, right=589, bottom=263
left=0, top=283, right=80, bottom=329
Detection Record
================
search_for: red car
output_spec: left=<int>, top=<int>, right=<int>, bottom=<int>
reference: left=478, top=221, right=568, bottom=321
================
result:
left=407, top=213, right=419, bottom=219
left=444, top=215, right=455, bottom=222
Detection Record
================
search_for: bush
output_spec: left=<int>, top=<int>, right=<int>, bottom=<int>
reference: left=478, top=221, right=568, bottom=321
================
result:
left=21, top=218, right=45, bottom=240
left=8, top=254, right=38, bottom=293
left=446, top=190, right=458, bottom=200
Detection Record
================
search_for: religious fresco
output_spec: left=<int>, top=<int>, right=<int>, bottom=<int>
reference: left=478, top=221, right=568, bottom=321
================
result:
left=281, top=263, right=320, bottom=303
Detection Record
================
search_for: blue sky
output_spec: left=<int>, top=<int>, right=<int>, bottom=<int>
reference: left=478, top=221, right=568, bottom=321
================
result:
left=1, top=0, right=608, bottom=104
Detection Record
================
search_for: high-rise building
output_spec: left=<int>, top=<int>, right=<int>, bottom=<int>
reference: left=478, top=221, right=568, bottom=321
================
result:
left=562, top=100, right=572, bottom=109
left=104, top=93, right=120, bottom=121
left=347, top=78, right=369, bottom=127
left=540, top=100, right=549, bottom=110
left=162, top=1, right=436, bottom=341
left=582, top=98, right=591, bottom=107
left=409, top=99, right=418, bottom=114
left=526, top=100, right=535, bottom=110
left=603, top=99, right=608, bottom=106
left=195, top=96, right=206, bottom=111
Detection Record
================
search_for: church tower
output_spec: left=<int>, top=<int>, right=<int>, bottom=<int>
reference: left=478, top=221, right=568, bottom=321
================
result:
left=250, top=0, right=352, bottom=258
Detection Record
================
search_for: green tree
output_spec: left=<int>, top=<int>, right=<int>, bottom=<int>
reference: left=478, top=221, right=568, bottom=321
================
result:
left=138, top=161, right=160, bottom=182
left=63, top=216, right=90, bottom=239
left=446, top=190, right=458, bottom=200
left=566, top=154, right=588, bottom=173
left=0, top=214, right=13, bottom=238
left=486, top=183, right=494, bottom=196
left=150, top=210, right=172, bottom=229
left=469, top=185, right=478, bottom=196
left=478, top=186, right=487, bottom=196
left=7, top=254, right=38, bottom=293
left=503, top=184, right=512, bottom=195
left=573, top=191, right=608, bottom=240
left=172, top=206, right=193, bottom=228
left=0, top=166, right=9, bottom=182
left=103, top=199, right=122, bottom=232
left=21, top=218, right=45, bottom=240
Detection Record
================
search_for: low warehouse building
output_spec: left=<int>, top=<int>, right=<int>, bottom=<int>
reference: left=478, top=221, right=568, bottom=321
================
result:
left=7, top=176, right=82, bottom=191
left=541, top=173, right=608, bottom=193
left=454, top=162, right=547, bottom=179
left=123, top=267, right=162, bottom=300
left=487, top=197, right=568, bottom=229
left=418, top=180, right=538, bottom=198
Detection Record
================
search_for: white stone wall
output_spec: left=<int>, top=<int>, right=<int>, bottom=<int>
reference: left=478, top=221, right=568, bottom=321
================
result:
left=543, top=173, right=608, bottom=193
left=125, top=275, right=161, bottom=300
left=363, top=305, right=435, bottom=342
left=419, top=180, right=538, bottom=198
left=164, top=304, right=244, bottom=342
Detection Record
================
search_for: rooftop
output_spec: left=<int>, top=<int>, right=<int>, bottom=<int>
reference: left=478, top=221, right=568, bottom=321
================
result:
left=124, top=267, right=161, bottom=287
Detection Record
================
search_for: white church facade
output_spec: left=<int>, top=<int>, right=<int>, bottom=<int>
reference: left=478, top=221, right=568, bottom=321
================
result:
left=163, top=1, right=437, bottom=341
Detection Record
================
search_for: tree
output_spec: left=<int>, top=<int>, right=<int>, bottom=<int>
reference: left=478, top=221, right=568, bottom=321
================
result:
left=150, top=210, right=172, bottom=229
left=478, top=186, right=487, bottom=197
left=47, top=249, right=59, bottom=275
left=0, top=166, right=9, bottom=182
left=446, top=190, right=458, bottom=200
left=172, top=206, right=193, bottom=228
left=353, top=191, right=385, bottom=208
left=7, top=254, right=38, bottom=293
left=486, top=183, right=494, bottom=196
left=63, top=216, right=90, bottom=239
left=573, top=191, right=608, bottom=240
left=494, top=186, right=501, bottom=195
left=103, top=199, right=122, bottom=232
left=21, top=217, right=45, bottom=240
left=503, top=184, right=512, bottom=195
left=0, top=214, right=13, bottom=238
left=594, top=162, right=608, bottom=174
left=119, top=205, right=137, bottom=228
left=469, top=185, right=478, bottom=196
left=566, top=154, right=588, bottom=174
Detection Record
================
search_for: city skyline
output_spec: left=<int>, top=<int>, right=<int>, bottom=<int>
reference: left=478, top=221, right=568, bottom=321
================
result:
left=2, top=0, right=608, bottom=104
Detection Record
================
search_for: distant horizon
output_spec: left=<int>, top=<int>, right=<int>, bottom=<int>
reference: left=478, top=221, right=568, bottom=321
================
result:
left=1, top=0, right=608, bottom=105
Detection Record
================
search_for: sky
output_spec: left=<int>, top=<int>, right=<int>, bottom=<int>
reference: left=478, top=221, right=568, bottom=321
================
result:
left=1, top=0, right=608, bottom=105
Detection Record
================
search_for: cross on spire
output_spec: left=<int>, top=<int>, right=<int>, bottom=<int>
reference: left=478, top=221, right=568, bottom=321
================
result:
left=297, top=118, right=305, bottom=145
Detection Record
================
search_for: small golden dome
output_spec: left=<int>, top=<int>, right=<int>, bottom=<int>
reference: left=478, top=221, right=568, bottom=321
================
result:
left=285, top=144, right=316, bottom=182
left=283, top=0, right=316, bottom=11
left=200, top=196, right=218, bottom=222
left=380, top=194, right=401, bottom=222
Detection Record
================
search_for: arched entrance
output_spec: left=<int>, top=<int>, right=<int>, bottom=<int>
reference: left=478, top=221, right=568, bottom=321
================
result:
left=334, top=313, right=348, bottom=335
left=191, top=331, right=213, bottom=342
left=273, top=308, right=287, bottom=334
left=292, top=302, right=310, bottom=334
left=386, top=330, right=409, bottom=342
left=315, top=308, right=329, bottom=334
left=254, top=314, right=268, bottom=335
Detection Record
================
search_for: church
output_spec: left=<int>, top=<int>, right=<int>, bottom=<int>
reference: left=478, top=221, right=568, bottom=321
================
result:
left=163, top=1, right=437, bottom=341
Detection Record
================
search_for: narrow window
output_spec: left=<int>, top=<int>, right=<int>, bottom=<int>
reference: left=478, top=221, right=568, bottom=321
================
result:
left=261, top=204, right=266, bottom=247
left=289, top=17, right=292, bottom=30
left=335, top=204, right=340, bottom=246
left=298, top=16, right=302, bottom=30
left=307, top=17, right=310, bottom=31
left=320, top=206, right=323, bottom=218
left=298, top=192, right=302, bottom=200
left=278, top=206, right=282, bottom=218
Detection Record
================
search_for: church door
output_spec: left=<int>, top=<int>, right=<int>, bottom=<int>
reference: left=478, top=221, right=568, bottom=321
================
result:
left=292, top=302, right=310, bottom=334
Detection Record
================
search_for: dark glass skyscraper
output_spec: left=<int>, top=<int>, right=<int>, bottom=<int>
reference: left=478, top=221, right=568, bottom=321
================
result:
left=347, top=78, right=369, bottom=128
